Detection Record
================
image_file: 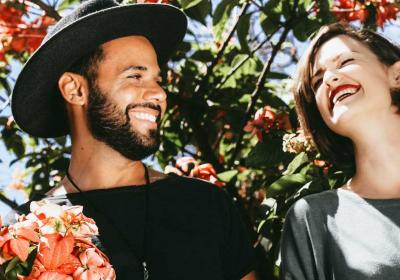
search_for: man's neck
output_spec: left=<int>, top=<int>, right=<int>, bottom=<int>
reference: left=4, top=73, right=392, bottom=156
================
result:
left=66, top=137, right=148, bottom=191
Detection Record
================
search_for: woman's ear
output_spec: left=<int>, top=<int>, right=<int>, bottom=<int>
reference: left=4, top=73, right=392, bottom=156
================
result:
left=388, top=60, right=400, bottom=88
left=58, top=72, right=89, bottom=106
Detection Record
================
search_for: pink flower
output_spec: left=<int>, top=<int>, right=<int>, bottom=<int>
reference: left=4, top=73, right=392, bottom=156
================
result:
left=73, top=248, right=115, bottom=280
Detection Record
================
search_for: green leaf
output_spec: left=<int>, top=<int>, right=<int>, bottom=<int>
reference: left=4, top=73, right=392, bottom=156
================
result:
left=245, top=137, right=287, bottom=168
left=213, top=0, right=239, bottom=42
left=217, top=170, right=239, bottom=182
left=266, top=72, right=290, bottom=80
left=191, top=49, right=214, bottom=62
left=284, top=152, right=309, bottom=175
left=184, top=0, right=211, bottom=25
left=268, top=173, right=309, bottom=197
left=179, top=0, right=203, bottom=10
left=237, top=13, right=251, bottom=53
left=57, top=0, right=80, bottom=12
left=260, top=12, right=280, bottom=35
left=293, top=18, right=322, bottom=42
left=5, top=257, right=19, bottom=274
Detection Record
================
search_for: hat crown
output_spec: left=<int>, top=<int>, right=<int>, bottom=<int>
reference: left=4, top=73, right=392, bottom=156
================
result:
left=43, top=0, right=119, bottom=43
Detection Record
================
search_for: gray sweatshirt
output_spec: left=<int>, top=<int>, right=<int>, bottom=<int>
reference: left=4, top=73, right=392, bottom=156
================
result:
left=280, top=189, right=400, bottom=280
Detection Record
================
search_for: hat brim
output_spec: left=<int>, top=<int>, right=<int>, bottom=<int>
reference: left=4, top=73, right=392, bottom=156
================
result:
left=11, top=4, right=187, bottom=138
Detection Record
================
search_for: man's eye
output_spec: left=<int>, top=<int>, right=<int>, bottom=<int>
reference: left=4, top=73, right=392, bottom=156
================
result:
left=340, top=58, right=354, bottom=67
left=128, top=74, right=142, bottom=79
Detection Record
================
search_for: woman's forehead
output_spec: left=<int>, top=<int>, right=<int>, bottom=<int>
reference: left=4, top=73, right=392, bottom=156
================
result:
left=311, top=35, right=365, bottom=74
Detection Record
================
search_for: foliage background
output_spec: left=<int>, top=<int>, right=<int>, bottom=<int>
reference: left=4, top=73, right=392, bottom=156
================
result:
left=1, top=0, right=400, bottom=278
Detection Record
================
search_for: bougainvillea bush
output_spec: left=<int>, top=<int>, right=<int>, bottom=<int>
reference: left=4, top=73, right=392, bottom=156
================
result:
left=0, top=0, right=399, bottom=278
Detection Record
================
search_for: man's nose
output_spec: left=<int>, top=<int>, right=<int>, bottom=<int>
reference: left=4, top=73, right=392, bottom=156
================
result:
left=143, top=84, right=167, bottom=102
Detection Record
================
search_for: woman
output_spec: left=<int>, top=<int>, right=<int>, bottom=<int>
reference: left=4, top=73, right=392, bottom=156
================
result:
left=280, top=23, right=400, bottom=280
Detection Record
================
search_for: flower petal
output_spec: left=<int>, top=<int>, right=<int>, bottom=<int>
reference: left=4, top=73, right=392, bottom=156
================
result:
left=10, top=238, right=29, bottom=262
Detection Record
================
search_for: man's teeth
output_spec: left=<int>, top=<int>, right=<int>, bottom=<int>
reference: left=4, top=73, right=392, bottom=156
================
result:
left=333, top=88, right=358, bottom=105
left=133, top=112, right=157, bottom=122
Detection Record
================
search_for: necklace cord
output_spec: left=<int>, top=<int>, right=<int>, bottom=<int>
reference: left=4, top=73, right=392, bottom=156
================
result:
left=65, top=164, right=150, bottom=277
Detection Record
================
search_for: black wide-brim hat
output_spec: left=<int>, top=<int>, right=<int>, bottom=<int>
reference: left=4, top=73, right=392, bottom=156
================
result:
left=11, top=0, right=187, bottom=138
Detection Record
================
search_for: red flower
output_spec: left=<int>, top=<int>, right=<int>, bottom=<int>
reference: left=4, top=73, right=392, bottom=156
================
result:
left=332, top=0, right=399, bottom=27
left=244, top=106, right=291, bottom=141
left=190, top=163, right=225, bottom=188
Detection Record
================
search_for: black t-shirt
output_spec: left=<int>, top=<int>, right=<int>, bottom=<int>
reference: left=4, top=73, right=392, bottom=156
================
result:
left=8, top=174, right=254, bottom=280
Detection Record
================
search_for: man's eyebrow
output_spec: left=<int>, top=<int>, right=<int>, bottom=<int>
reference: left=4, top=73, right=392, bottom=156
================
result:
left=121, top=65, right=161, bottom=77
left=122, top=65, right=148, bottom=72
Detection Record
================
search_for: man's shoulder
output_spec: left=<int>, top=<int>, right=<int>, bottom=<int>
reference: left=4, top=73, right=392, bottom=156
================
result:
left=166, top=173, right=222, bottom=191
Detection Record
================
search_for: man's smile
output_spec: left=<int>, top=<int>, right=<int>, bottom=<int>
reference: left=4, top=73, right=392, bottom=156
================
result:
left=128, top=108, right=160, bottom=124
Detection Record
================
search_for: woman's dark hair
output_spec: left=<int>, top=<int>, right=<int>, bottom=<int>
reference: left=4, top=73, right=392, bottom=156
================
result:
left=293, top=23, right=400, bottom=166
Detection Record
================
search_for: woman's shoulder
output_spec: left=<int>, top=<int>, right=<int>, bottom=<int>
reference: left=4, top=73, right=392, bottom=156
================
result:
left=286, top=189, right=341, bottom=223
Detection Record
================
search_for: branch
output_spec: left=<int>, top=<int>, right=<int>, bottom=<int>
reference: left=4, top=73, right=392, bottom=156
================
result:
left=193, top=0, right=251, bottom=96
left=0, top=193, right=19, bottom=209
left=26, top=0, right=61, bottom=20
left=227, top=2, right=299, bottom=169
left=215, top=30, right=278, bottom=90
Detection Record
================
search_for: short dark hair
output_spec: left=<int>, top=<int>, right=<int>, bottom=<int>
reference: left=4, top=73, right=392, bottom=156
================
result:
left=292, top=23, right=400, bottom=166
left=68, top=46, right=105, bottom=84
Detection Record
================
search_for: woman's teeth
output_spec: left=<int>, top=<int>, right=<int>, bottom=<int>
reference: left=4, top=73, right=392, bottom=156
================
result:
left=333, top=87, right=359, bottom=105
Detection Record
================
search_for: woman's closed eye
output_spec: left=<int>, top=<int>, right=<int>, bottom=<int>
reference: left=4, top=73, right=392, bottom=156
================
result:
left=340, top=58, right=354, bottom=67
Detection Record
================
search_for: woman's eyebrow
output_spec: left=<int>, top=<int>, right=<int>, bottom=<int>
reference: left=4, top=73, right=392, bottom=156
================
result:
left=311, top=50, right=359, bottom=83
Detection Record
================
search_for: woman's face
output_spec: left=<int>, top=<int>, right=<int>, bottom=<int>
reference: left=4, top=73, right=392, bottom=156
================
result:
left=311, top=35, right=396, bottom=136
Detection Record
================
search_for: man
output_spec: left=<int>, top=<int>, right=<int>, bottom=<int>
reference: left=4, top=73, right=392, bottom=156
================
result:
left=10, top=0, right=255, bottom=279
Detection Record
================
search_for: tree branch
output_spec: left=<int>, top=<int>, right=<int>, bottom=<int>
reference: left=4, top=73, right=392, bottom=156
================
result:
left=194, top=0, right=251, bottom=97
left=26, top=0, right=61, bottom=20
left=215, top=30, right=278, bottom=90
left=0, top=193, right=19, bottom=209
left=227, top=2, right=299, bottom=169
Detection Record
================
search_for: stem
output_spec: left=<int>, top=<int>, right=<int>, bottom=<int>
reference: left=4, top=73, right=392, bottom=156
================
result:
left=194, top=0, right=251, bottom=96
left=0, top=193, right=19, bottom=209
left=26, top=0, right=61, bottom=20
left=227, top=3, right=298, bottom=169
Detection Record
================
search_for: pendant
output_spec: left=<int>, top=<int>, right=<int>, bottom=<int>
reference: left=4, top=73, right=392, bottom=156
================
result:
left=142, top=261, right=149, bottom=280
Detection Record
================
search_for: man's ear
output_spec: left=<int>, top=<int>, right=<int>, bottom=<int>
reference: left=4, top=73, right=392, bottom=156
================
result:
left=58, top=72, right=89, bottom=106
left=388, top=60, right=400, bottom=88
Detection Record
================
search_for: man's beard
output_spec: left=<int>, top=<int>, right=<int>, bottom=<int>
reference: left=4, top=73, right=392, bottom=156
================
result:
left=86, top=82, right=161, bottom=161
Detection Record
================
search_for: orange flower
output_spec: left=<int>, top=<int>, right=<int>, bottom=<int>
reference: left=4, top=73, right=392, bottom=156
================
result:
left=37, top=233, right=74, bottom=270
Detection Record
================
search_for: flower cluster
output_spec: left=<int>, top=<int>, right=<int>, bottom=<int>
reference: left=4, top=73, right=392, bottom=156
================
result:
left=0, top=200, right=115, bottom=280
left=244, top=106, right=291, bottom=141
left=282, top=130, right=316, bottom=155
left=332, top=0, right=399, bottom=27
left=0, top=3, right=54, bottom=62
left=164, top=156, right=225, bottom=187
